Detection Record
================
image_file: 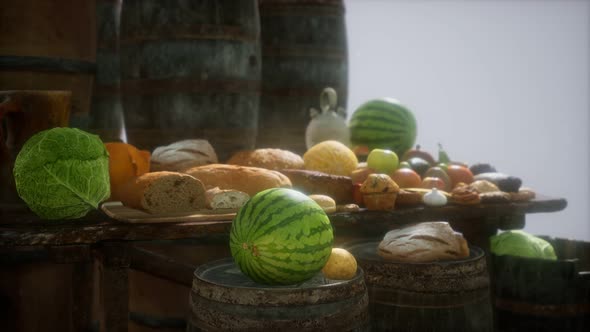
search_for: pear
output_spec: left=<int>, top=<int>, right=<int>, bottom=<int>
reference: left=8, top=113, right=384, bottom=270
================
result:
left=424, top=166, right=452, bottom=191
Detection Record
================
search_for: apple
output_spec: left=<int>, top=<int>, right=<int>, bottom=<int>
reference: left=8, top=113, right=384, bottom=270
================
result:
left=367, top=149, right=399, bottom=174
left=420, top=177, right=446, bottom=191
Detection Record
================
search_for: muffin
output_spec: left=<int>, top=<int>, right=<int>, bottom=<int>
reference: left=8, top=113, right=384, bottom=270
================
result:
left=360, top=174, right=400, bottom=210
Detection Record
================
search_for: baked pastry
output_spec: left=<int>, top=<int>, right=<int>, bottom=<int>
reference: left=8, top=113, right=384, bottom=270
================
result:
left=378, top=222, right=469, bottom=262
left=205, top=187, right=250, bottom=210
left=479, top=191, right=511, bottom=203
left=509, top=187, right=536, bottom=202
left=120, top=171, right=206, bottom=214
left=468, top=180, right=499, bottom=193
left=151, top=139, right=218, bottom=172
left=308, top=194, right=336, bottom=214
left=360, top=174, right=399, bottom=211
left=336, top=204, right=360, bottom=213
left=227, top=148, right=304, bottom=170
left=279, top=169, right=353, bottom=204
left=449, top=185, right=481, bottom=205
left=183, top=164, right=291, bottom=196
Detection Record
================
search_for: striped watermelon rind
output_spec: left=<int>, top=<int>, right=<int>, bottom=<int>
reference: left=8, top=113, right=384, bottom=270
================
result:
left=349, top=98, right=417, bottom=156
left=230, top=188, right=334, bottom=285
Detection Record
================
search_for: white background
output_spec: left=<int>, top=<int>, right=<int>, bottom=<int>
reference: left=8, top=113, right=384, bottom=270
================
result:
left=345, top=0, right=590, bottom=240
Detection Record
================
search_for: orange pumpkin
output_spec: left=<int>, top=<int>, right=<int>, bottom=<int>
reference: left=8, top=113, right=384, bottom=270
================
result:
left=105, top=142, right=151, bottom=201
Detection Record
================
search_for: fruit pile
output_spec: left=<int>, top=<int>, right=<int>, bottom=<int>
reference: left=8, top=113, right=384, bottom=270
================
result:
left=351, top=142, right=534, bottom=210
left=324, top=97, right=533, bottom=210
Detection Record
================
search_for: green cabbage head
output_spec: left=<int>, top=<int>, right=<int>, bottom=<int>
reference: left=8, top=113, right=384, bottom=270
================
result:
left=491, top=230, right=557, bottom=260
left=13, top=128, right=110, bottom=219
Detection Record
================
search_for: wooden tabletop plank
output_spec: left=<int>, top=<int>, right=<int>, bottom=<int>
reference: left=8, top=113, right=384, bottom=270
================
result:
left=0, top=195, right=567, bottom=247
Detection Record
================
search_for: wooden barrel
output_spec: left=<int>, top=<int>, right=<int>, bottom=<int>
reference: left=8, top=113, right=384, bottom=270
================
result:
left=491, top=237, right=590, bottom=332
left=127, top=239, right=231, bottom=332
left=89, top=0, right=125, bottom=143
left=0, top=0, right=96, bottom=129
left=346, top=241, right=494, bottom=332
left=187, top=258, right=370, bottom=331
left=119, top=0, right=261, bottom=160
left=257, top=0, right=348, bottom=154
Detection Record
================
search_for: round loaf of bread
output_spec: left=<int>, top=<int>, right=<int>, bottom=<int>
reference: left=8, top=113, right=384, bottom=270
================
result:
left=183, top=164, right=292, bottom=196
left=151, top=139, right=218, bottom=172
left=378, top=222, right=469, bottom=262
left=120, top=171, right=207, bottom=214
left=226, top=148, right=304, bottom=170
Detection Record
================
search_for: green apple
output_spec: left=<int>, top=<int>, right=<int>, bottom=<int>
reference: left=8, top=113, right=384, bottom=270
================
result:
left=367, top=149, right=399, bottom=174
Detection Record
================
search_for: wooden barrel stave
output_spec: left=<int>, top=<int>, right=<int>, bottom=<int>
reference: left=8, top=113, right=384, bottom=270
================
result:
left=119, top=0, right=260, bottom=160
left=90, top=0, right=125, bottom=143
left=257, top=0, right=348, bottom=154
left=491, top=237, right=590, bottom=332
left=347, top=241, right=494, bottom=332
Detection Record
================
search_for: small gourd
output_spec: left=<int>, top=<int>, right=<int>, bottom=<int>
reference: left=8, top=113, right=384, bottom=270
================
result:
left=305, top=87, right=350, bottom=149
left=423, top=188, right=447, bottom=207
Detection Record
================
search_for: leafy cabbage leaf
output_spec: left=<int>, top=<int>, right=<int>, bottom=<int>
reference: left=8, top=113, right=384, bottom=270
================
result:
left=13, top=128, right=110, bottom=219
left=491, top=230, right=557, bottom=260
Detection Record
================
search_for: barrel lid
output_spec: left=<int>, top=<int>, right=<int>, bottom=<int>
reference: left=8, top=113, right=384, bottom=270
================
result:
left=192, top=258, right=367, bottom=306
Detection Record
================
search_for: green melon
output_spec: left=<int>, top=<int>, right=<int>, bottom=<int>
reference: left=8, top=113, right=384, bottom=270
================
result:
left=349, top=98, right=417, bottom=157
left=230, top=188, right=333, bottom=285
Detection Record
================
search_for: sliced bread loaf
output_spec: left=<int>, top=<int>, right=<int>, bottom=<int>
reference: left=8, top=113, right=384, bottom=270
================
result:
left=121, top=171, right=206, bottom=214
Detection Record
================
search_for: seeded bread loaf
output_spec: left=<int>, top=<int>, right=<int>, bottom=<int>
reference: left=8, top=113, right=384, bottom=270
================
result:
left=227, top=148, right=304, bottom=170
left=120, top=171, right=206, bottom=214
left=184, top=164, right=292, bottom=196
left=378, top=222, right=469, bottom=262
left=278, top=169, right=353, bottom=204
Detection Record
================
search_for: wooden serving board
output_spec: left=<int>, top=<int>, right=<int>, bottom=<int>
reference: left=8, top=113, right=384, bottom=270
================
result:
left=101, top=202, right=238, bottom=224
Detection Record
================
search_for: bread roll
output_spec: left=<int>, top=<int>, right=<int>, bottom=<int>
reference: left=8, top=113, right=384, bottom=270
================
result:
left=184, top=164, right=292, bottom=196
left=378, top=222, right=469, bottom=262
left=206, top=187, right=250, bottom=209
left=151, top=139, right=218, bottom=172
left=120, top=171, right=206, bottom=214
left=308, top=194, right=336, bottom=214
left=279, top=169, right=353, bottom=204
left=227, top=148, right=304, bottom=170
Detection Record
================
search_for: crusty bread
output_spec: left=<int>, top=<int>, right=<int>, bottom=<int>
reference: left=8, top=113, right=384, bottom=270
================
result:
left=206, top=187, right=250, bottom=209
left=183, top=164, right=292, bottom=196
left=279, top=169, right=353, bottom=204
left=378, top=222, right=469, bottom=262
left=227, top=148, right=304, bottom=170
left=120, top=171, right=206, bottom=214
left=308, top=194, right=336, bottom=214
left=151, top=139, right=218, bottom=172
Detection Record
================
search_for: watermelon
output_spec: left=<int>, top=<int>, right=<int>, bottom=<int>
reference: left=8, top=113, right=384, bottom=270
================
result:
left=230, top=188, right=334, bottom=285
left=349, top=98, right=417, bottom=157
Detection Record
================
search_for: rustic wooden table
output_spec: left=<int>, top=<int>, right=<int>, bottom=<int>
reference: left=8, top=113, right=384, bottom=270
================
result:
left=0, top=195, right=568, bottom=332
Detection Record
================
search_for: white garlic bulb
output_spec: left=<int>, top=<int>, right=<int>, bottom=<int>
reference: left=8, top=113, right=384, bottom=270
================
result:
left=423, top=188, right=448, bottom=207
